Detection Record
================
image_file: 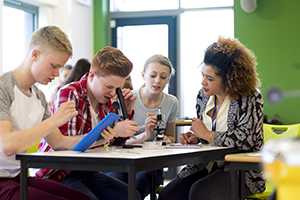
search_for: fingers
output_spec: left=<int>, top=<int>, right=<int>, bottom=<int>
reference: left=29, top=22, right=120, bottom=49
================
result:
left=102, top=128, right=115, bottom=141
left=114, top=120, right=140, bottom=137
left=180, top=133, right=190, bottom=144
left=122, top=88, right=135, bottom=100
left=163, top=136, right=173, bottom=144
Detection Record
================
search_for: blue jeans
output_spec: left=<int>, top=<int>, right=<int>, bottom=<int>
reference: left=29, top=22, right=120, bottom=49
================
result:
left=106, top=170, right=163, bottom=199
left=62, top=171, right=140, bottom=200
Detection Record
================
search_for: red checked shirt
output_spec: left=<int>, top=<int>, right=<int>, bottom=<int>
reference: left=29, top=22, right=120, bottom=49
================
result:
left=36, top=74, right=113, bottom=181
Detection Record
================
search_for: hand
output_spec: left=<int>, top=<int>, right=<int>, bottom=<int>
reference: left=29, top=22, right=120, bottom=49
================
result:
left=101, top=127, right=116, bottom=142
left=163, top=135, right=174, bottom=144
left=113, top=120, right=139, bottom=137
left=190, top=118, right=213, bottom=143
left=51, top=101, right=78, bottom=127
left=145, top=112, right=157, bottom=137
left=179, top=131, right=199, bottom=144
left=121, top=88, right=136, bottom=114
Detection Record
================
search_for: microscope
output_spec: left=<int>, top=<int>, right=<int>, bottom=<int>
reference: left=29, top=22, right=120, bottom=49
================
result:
left=153, top=108, right=165, bottom=142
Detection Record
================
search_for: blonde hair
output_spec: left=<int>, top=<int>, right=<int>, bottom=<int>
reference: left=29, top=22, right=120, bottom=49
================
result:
left=143, top=54, right=175, bottom=76
left=30, top=26, right=72, bottom=55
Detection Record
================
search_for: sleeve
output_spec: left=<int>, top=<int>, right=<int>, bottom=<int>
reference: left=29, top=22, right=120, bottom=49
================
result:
left=168, top=96, right=179, bottom=123
left=213, top=92, right=264, bottom=151
left=0, top=86, right=11, bottom=121
left=52, top=87, right=79, bottom=136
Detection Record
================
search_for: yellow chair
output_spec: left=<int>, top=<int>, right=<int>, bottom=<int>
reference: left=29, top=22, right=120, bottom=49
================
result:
left=246, top=123, right=300, bottom=199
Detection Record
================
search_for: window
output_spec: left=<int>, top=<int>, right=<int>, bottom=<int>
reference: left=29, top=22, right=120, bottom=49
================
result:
left=110, top=0, right=179, bottom=12
left=180, top=9, right=234, bottom=118
left=181, top=0, right=233, bottom=9
left=110, top=0, right=234, bottom=119
left=2, top=0, right=38, bottom=73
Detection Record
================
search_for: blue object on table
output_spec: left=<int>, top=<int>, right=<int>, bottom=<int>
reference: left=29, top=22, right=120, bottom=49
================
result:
left=73, top=112, right=120, bottom=152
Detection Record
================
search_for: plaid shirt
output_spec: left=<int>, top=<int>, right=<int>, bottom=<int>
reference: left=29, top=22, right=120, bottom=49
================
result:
left=36, top=74, right=113, bottom=181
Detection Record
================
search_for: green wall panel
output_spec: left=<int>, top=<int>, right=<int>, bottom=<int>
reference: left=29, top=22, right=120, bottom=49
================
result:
left=235, top=0, right=300, bottom=123
left=93, top=0, right=109, bottom=54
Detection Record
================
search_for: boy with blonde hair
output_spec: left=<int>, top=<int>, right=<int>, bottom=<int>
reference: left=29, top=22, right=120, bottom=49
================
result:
left=0, top=26, right=100, bottom=200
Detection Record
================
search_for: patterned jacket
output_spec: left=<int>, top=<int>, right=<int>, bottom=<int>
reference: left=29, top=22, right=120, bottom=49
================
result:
left=178, top=89, right=265, bottom=194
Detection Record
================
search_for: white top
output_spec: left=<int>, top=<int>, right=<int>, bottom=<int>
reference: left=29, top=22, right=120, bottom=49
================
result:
left=202, top=95, right=230, bottom=133
left=0, top=72, right=47, bottom=177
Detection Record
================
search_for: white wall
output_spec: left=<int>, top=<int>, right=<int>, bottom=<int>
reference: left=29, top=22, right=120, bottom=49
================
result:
left=0, top=0, right=93, bottom=71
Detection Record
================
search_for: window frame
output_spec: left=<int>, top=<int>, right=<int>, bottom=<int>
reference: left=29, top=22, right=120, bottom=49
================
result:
left=4, top=0, right=39, bottom=32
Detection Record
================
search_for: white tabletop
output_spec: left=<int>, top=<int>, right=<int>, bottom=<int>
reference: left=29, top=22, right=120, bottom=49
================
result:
left=18, top=144, right=229, bottom=160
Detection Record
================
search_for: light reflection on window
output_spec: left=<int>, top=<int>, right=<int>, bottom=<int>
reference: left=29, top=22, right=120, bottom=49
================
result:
left=2, top=5, right=34, bottom=73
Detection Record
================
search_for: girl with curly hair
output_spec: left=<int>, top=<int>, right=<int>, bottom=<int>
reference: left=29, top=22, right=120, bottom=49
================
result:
left=158, top=37, right=265, bottom=200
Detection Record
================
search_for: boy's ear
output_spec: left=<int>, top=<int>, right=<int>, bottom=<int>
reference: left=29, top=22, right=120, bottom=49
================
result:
left=88, top=69, right=96, bottom=80
left=31, top=49, right=40, bottom=61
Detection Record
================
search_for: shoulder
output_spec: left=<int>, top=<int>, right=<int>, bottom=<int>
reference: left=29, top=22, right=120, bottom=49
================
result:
left=59, top=81, right=85, bottom=98
left=0, top=72, right=16, bottom=100
left=164, top=93, right=178, bottom=105
left=239, top=89, right=263, bottom=105
left=0, top=72, right=15, bottom=90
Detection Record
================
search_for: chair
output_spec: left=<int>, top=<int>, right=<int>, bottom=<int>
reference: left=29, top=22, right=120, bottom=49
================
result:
left=246, top=123, right=300, bottom=199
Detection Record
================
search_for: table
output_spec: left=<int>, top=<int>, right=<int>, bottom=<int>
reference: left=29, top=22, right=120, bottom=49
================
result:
left=225, top=152, right=262, bottom=170
left=16, top=145, right=237, bottom=200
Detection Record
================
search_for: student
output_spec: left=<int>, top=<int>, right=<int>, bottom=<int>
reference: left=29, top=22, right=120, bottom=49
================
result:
left=37, top=46, right=140, bottom=200
left=59, top=64, right=72, bottom=85
left=62, top=58, right=91, bottom=86
left=108, top=54, right=179, bottom=199
left=0, top=26, right=91, bottom=200
left=158, top=37, right=265, bottom=200
left=129, top=54, right=178, bottom=144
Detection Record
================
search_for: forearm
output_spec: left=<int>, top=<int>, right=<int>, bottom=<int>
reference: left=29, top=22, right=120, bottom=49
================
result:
left=1, top=118, right=57, bottom=156
left=193, top=129, right=214, bottom=144
left=45, top=130, right=84, bottom=150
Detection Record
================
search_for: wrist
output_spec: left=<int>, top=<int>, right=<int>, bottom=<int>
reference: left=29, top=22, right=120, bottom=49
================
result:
left=205, top=131, right=214, bottom=143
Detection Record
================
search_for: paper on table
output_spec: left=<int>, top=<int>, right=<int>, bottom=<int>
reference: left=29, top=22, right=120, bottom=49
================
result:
left=165, top=143, right=202, bottom=149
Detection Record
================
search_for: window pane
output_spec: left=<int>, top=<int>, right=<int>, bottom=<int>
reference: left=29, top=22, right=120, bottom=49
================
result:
left=110, top=0, right=179, bottom=12
left=181, top=0, right=233, bottom=9
left=117, top=24, right=169, bottom=91
left=179, top=9, right=234, bottom=118
left=2, top=6, right=33, bottom=73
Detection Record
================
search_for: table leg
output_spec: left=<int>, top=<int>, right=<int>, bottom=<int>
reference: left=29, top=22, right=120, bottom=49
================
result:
left=128, top=166, right=137, bottom=200
left=20, top=161, right=28, bottom=200
left=150, top=171, right=157, bottom=200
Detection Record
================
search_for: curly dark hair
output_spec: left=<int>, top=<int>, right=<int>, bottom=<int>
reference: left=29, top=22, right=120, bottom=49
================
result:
left=203, top=37, right=260, bottom=98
